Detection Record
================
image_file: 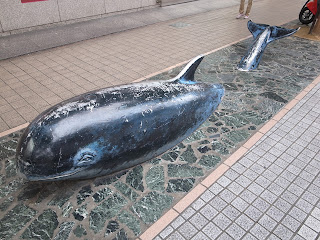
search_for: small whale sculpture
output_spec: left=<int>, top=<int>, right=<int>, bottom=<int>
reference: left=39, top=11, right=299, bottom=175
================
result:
left=16, top=55, right=224, bottom=181
left=238, top=20, right=299, bottom=71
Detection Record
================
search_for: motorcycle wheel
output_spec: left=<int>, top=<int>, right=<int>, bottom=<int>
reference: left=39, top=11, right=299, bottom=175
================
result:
left=299, top=6, right=315, bottom=24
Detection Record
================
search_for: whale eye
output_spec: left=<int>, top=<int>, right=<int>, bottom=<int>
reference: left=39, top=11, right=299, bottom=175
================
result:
left=79, top=152, right=96, bottom=164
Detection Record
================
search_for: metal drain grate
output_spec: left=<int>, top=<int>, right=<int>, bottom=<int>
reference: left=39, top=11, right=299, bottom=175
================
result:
left=169, top=22, right=192, bottom=28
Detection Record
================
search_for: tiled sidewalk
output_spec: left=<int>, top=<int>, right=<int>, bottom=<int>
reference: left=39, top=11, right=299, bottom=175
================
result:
left=143, top=80, right=320, bottom=240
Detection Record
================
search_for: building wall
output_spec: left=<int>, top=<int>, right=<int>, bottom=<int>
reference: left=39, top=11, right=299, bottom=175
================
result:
left=0, top=0, right=158, bottom=35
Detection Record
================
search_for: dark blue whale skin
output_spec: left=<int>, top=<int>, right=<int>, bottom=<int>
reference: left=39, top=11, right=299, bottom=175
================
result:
left=238, top=20, right=299, bottom=71
left=16, top=55, right=224, bottom=181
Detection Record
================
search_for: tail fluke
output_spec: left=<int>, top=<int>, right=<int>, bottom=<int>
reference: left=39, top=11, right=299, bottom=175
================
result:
left=268, top=26, right=300, bottom=43
left=174, top=55, right=204, bottom=84
left=247, top=20, right=299, bottom=42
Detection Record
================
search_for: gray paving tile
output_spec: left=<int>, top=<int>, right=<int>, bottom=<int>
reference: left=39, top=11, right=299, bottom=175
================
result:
left=268, top=164, right=284, bottom=176
left=268, top=182, right=285, bottom=196
left=242, top=233, right=258, bottom=240
left=268, top=147, right=283, bottom=157
left=267, top=206, right=285, bottom=222
left=224, top=169, right=239, bottom=181
left=171, top=216, right=185, bottom=229
left=200, top=190, right=215, bottom=203
left=288, top=183, right=304, bottom=197
left=274, top=158, right=290, bottom=169
left=302, top=191, right=318, bottom=205
left=219, top=189, right=236, bottom=203
left=178, top=221, right=197, bottom=239
left=274, top=198, right=292, bottom=213
left=251, top=147, right=266, bottom=157
left=235, top=175, right=251, bottom=188
left=280, top=152, right=295, bottom=163
left=290, top=142, right=305, bottom=153
left=213, top=213, right=231, bottom=230
left=217, top=175, right=232, bottom=187
left=202, top=222, right=222, bottom=239
left=208, top=183, right=224, bottom=195
left=296, top=199, right=313, bottom=214
left=217, top=232, right=233, bottom=240
left=160, top=226, right=174, bottom=239
left=298, top=225, right=318, bottom=240
left=281, top=170, right=296, bottom=182
left=268, top=234, right=282, bottom=240
left=289, top=206, right=308, bottom=222
left=252, top=198, right=270, bottom=213
left=262, top=169, right=278, bottom=182
left=300, top=171, right=317, bottom=183
left=245, top=205, right=263, bottom=222
left=181, top=207, right=196, bottom=220
left=209, top=196, right=228, bottom=212
left=263, top=152, right=278, bottom=163
left=255, top=176, right=271, bottom=188
left=302, top=148, right=317, bottom=159
left=239, top=157, right=254, bottom=168
left=189, top=213, right=208, bottom=230
left=232, top=197, right=249, bottom=212
left=304, top=165, right=319, bottom=176
left=282, top=215, right=301, bottom=233
left=235, top=214, right=255, bottom=231
left=228, top=182, right=244, bottom=195
left=305, top=215, right=320, bottom=233
left=240, top=190, right=257, bottom=204
left=250, top=223, right=270, bottom=239
left=311, top=207, right=320, bottom=220
left=223, top=205, right=241, bottom=221
left=191, top=231, right=209, bottom=240
left=246, top=151, right=261, bottom=162
left=281, top=190, right=299, bottom=204
left=292, top=159, right=308, bottom=170
left=232, top=162, right=247, bottom=174
left=167, top=231, right=185, bottom=240
left=273, top=224, right=294, bottom=240
left=154, top=236, right=162, bottom=240
left=274, top=176, right=290, bottom=189
left=250, top=163, right=265, bottom=175
left=226, top=223, right=246, bottom=240
left=258, top=158, right=272, bottom=168
left=191, top=199, right=205, bottom=211
left=258, top=214, right=277, bottom=231
left=248, top=182, right=265, bottom=196
left=200, top=204, right=218, bottom=221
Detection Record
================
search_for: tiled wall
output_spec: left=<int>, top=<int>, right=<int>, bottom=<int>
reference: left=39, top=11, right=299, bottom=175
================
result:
left=0, top=0, right=157, bottom=34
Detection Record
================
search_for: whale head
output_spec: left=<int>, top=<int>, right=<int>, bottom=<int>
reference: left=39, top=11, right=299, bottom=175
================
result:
left=16, top=118, right=106, bottom=181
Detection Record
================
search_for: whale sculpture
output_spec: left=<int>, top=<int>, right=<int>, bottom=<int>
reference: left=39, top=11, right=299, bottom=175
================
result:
left=16, top=55, right=224, bottom=181
left=237, top=20, right=299, bottom=71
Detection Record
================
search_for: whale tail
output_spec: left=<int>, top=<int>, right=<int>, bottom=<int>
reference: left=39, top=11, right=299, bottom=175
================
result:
left=174, top=55, right=204, bottom=84
left=247, top=20, right=299, bottom=43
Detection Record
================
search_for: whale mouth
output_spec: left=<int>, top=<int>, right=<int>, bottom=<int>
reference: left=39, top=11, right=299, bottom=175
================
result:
left=19, top=167, right=86, bottom=182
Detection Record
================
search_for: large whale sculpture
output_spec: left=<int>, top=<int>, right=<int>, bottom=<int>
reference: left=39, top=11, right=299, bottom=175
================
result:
left=237, top=20, right=299, bottom=71
left=16, top=55, right=224, bottom=181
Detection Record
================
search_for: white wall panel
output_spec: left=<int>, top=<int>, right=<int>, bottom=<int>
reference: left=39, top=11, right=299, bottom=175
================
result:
left=0, top=0, right=60, bottom=31
left=58, top=0, right=106, bottom=21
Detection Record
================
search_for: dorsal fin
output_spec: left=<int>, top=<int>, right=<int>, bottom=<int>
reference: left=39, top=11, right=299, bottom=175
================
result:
left=174, top=55, right=204, bottom=84
left=248, top=20, right=270, bottom=39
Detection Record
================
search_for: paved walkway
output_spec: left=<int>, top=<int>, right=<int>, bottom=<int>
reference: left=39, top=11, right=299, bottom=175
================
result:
left=0, top=0, right=305, bottom=134
left=141, top=79, right=320, bottom=239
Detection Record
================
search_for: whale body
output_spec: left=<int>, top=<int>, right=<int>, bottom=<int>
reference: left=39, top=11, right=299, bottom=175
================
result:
left=16, top=55, right=224, bottom=181
left=238, top=20, right=299, bottom=71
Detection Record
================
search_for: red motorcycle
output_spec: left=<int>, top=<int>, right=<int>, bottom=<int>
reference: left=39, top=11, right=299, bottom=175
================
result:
left=299, top=0, right=317, bottom=24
